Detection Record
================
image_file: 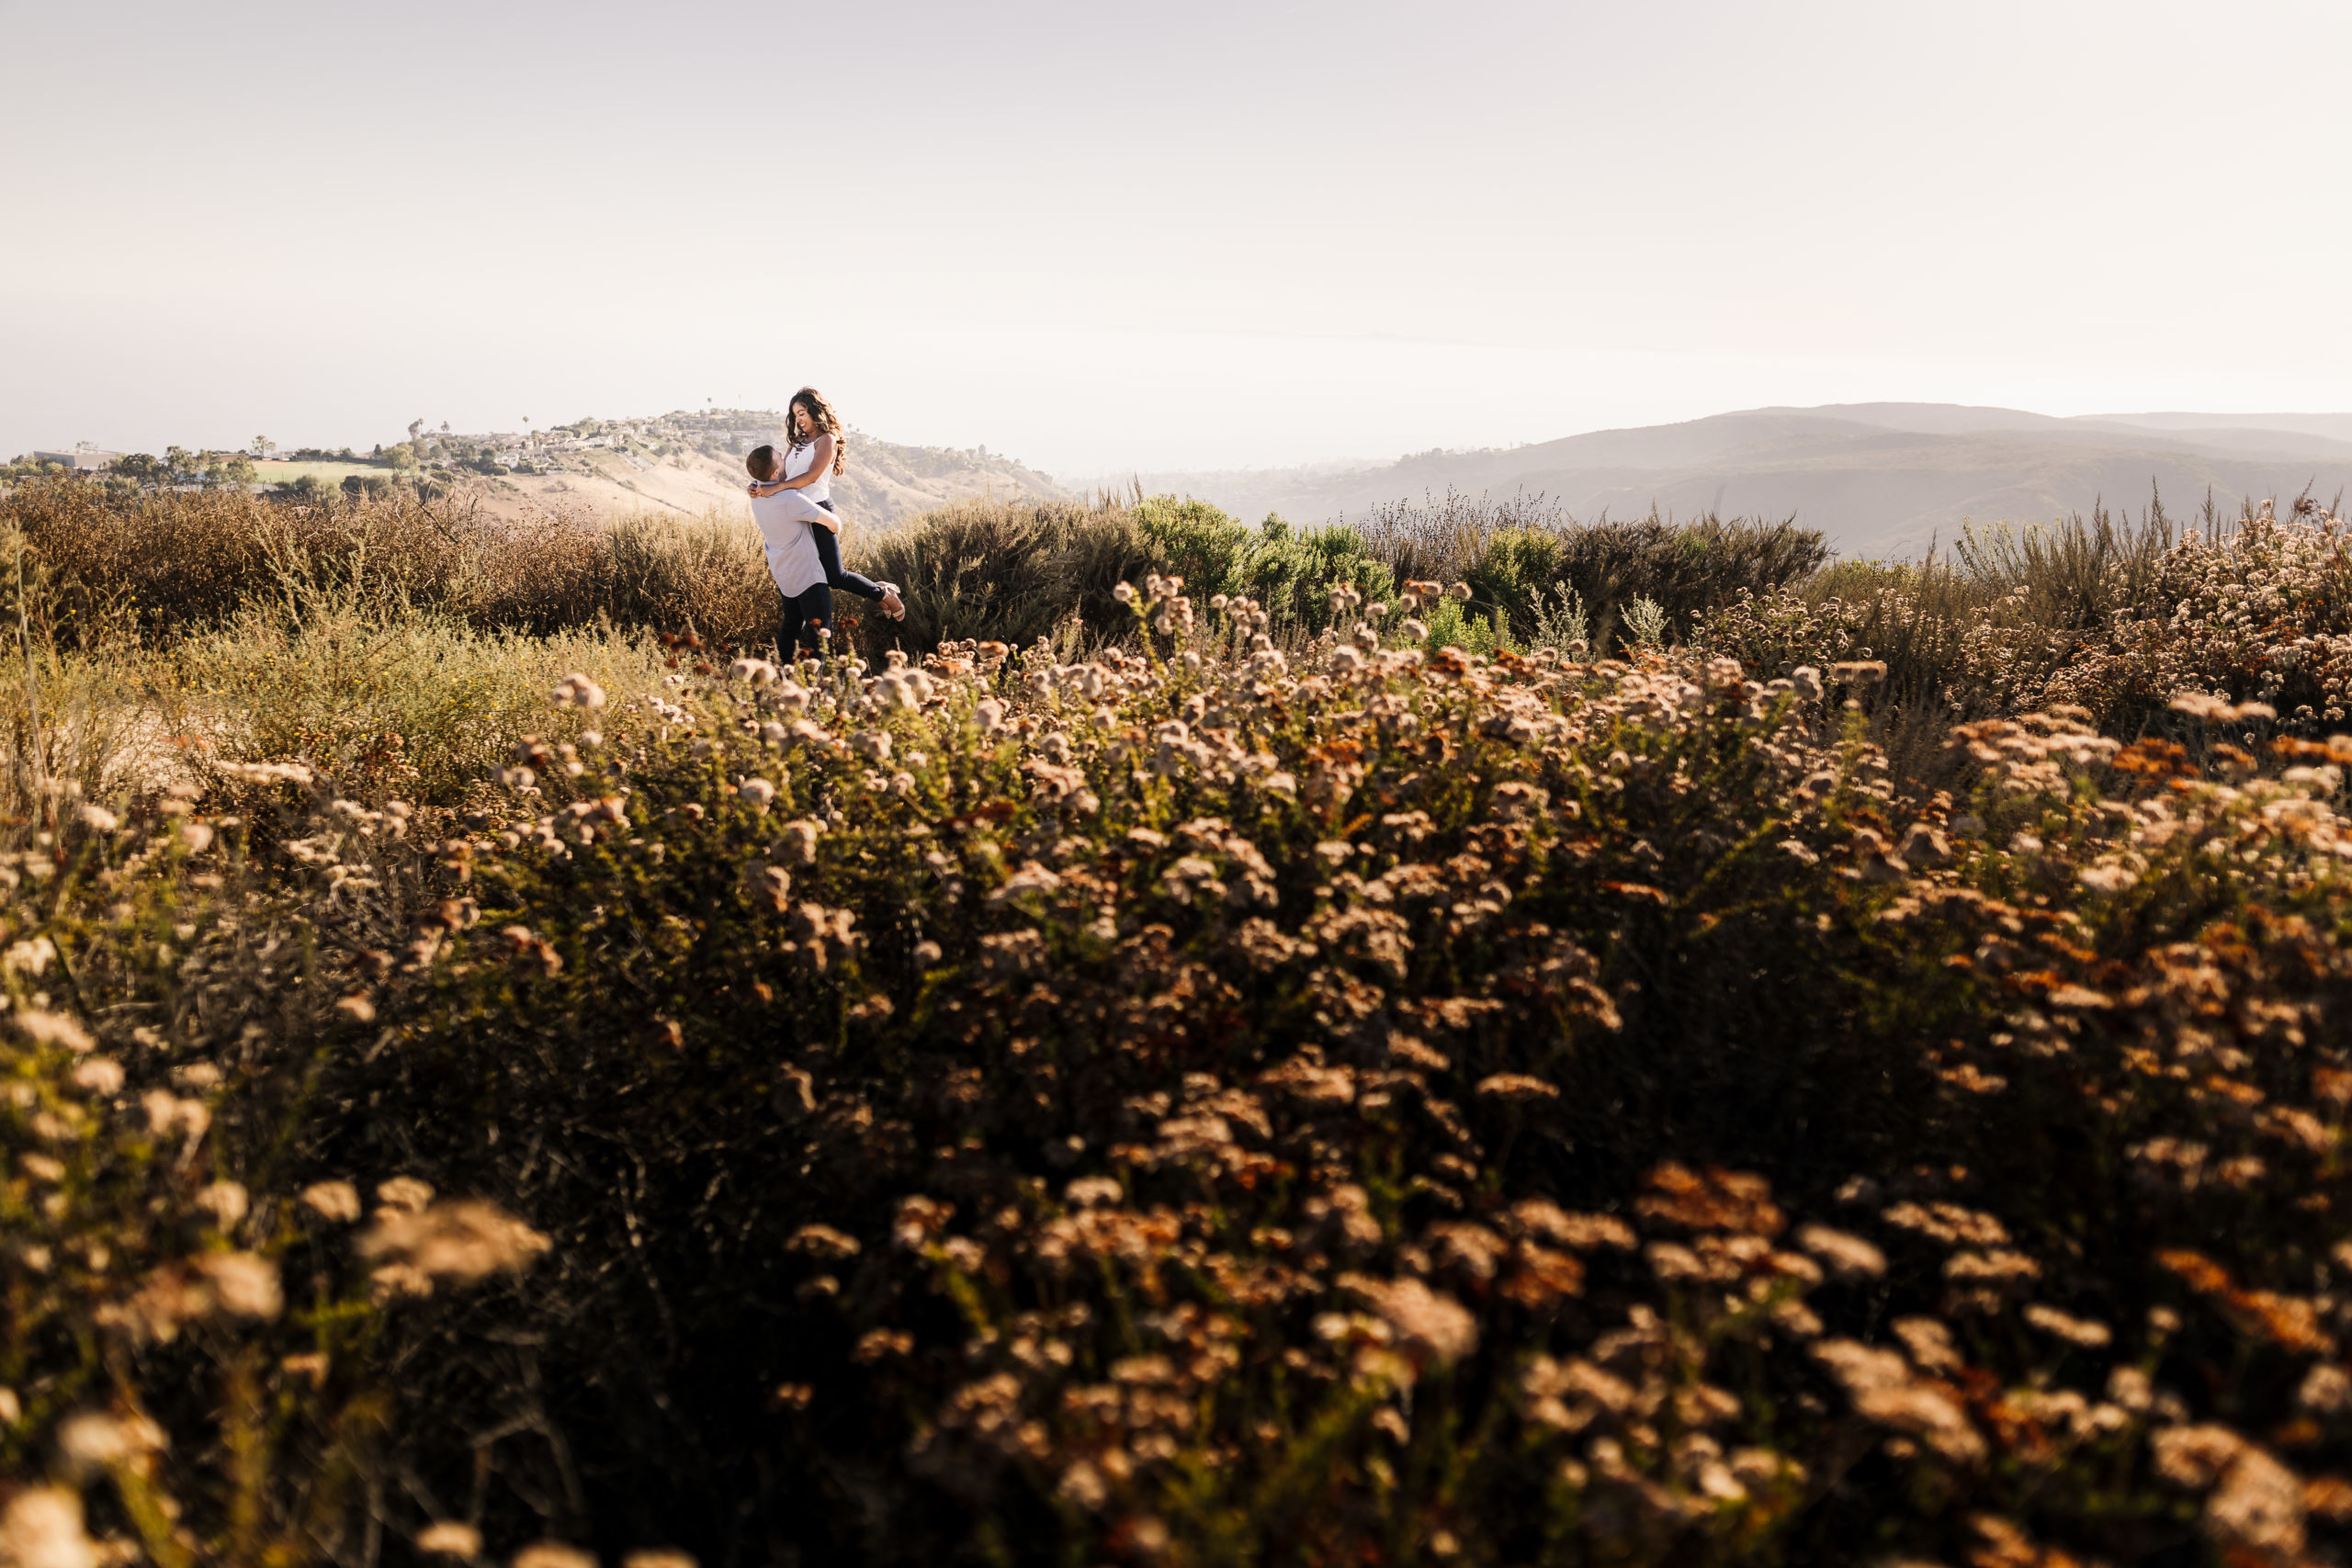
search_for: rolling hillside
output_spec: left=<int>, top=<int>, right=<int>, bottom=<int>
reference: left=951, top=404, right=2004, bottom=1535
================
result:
left=455, top=424, right=1069, bottom=529
left=1127, top=404, right=2352, bottom=558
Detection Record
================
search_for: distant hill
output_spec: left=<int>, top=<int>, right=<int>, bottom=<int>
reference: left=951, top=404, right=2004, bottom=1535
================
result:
left=1117, top=405, right=2352, bottom=558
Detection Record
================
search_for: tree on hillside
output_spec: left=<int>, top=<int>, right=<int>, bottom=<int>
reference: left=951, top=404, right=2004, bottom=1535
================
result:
left=206, top=453, right=257, bottom=489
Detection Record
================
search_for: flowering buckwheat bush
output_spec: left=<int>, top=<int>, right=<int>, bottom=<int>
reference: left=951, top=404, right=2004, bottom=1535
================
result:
left=1700, top=503, right=2352, bottom=746
left=2040, top=503, right=2352, bottom=731
left=34, top=555, right=2352, bottom=1566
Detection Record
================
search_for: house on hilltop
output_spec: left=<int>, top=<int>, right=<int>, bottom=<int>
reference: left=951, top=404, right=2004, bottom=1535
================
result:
left=32, top=444, right=121, bottom=472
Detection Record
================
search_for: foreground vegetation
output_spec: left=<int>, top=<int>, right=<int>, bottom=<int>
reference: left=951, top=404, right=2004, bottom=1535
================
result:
left=6, top=479, right=2352, bottom=1565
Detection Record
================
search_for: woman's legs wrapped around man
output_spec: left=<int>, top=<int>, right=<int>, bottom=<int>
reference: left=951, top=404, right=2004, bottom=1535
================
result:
left=812, top=501, right=893, bottom=602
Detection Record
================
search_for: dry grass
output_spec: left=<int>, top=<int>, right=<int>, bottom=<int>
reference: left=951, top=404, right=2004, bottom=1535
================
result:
left=1351, top=487, right=1574, bottom=583
left=6, top=479, right=777, bottom=646
left=153, top=577, right=672, bottom=807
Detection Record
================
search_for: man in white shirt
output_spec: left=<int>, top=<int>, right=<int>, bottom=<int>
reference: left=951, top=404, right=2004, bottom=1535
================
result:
left=745, top=443, right=834, bottom=654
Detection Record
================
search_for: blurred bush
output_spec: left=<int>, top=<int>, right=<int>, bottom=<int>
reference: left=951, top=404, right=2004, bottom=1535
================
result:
left=0, top=771, right=555, bottom=1561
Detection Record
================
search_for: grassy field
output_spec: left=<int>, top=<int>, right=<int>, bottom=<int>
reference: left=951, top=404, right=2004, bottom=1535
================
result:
left=4, top=479, right=2352, bottom=1565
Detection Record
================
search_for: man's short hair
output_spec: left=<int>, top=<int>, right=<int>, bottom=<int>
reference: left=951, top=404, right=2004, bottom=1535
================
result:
left=745, top=444, right=777, bottom=478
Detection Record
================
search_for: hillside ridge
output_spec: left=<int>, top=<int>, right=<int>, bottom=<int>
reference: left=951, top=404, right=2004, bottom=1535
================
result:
left=1109, top=402, right=2352, bottom=557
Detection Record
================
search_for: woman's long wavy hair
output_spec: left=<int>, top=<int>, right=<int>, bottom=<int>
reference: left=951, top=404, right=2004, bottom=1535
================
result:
left=787, top=388, right=847, bottom=476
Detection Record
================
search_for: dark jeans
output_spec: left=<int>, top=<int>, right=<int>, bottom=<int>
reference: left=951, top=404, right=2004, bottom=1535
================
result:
left=813, top=500, right=888, bottom=601
left=776, top=581, right=834, bottom=656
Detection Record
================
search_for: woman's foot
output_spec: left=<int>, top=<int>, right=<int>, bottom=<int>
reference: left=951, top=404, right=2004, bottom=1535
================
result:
left=880, top=582, right=906, bottom=620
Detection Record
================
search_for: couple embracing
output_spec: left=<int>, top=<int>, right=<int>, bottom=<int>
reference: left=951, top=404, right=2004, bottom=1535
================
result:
left=745, top=386, right=906, bottom=656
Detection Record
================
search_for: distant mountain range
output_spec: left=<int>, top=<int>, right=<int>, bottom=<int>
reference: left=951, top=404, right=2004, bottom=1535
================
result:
left=1117, top=405, right=2352, bottom=558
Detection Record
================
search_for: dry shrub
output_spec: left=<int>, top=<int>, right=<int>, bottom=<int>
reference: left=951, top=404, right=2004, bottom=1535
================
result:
left=1349, top=491, right=1828, bottom=651
left=1697, top=499, right=2352, bottom=782
left=4, top=479, right=776, bottom=646
left=852, top=496, right=1153, bottom=653
left=5, top=479, right=473, bottom=640
left=1469, top=513, right=1829, bottom=649
left=153, top=577, right=670, bottom=806
left=1351, top=487, right=1573, bottom=584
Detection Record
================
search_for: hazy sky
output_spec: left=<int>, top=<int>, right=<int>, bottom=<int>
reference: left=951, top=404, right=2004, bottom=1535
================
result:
left=6, top=0, right=2351, bottom=474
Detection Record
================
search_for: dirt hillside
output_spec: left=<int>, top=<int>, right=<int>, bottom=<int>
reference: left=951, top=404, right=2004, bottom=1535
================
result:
left=454, top=428, right=1068, bottom=531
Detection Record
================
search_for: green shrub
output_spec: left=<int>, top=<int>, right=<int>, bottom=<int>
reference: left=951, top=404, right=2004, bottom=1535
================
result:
left=1132, top=495, right=1255, bottom=601
left=852, top=498, right=1394, bottom=658
left=1457, top=515, right=1829, bottom=651
left=1418, top=593, right=1515, bottom=657
left=1453, top=523, right=1569, bottom=627
left=1227, top=516, right=1392, bottom=632
left=1524, top=582, right=1590, bottom=654
left=1127, top=497, right=1393, bottom=634
left=854, top=497, right=1152, bottom=653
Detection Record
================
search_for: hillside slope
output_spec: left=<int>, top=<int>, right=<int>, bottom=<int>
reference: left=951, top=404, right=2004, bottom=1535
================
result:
left=454, top=423, right=1068, bottom=529
left=1127, top=404, right=2352, bottom=557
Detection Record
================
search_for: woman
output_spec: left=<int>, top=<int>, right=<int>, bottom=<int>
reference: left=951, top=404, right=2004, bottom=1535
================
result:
left=748, top=388, right=905, bottom=621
